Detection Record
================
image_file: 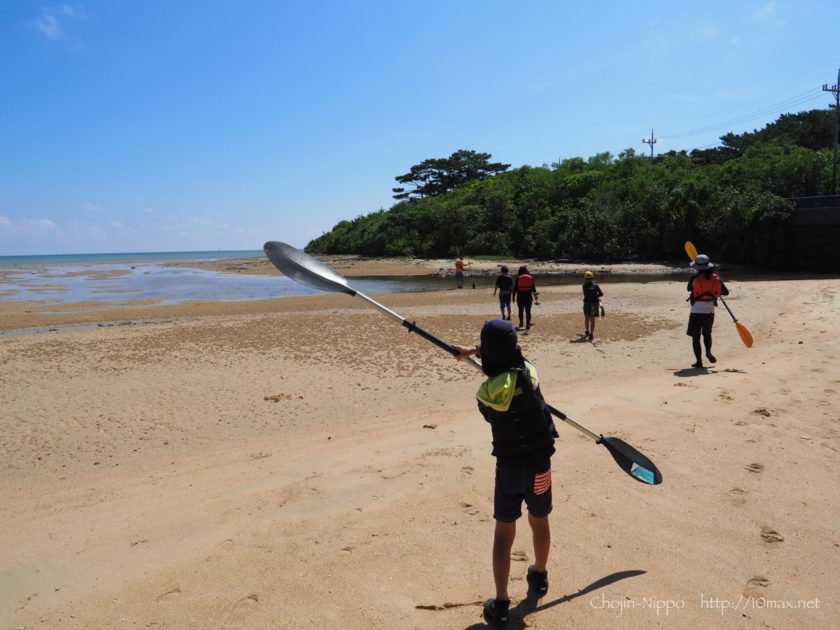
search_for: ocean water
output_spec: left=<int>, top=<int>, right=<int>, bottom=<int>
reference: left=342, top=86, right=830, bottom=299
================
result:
left=0, top=250, right=450, bottom=305
left=0, top=250, right=264, bottom=266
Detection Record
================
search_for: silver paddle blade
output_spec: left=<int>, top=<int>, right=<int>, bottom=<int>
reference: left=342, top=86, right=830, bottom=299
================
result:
left=263, top=241, right=355, bottom=296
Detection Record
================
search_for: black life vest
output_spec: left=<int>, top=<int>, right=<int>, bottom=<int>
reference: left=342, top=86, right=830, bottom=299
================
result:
left=583, top=281, right=601, bottom=303
left=477, top=366, right=556, bottom=462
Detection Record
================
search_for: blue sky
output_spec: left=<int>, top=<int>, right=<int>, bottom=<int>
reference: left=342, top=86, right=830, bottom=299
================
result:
left=1, top=1, right=838, bottom=255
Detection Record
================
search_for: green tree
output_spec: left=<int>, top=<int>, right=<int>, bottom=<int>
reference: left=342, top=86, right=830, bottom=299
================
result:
left=308, top=110, right=827, bottom=268
left=392, top=149, right=510, bottom=200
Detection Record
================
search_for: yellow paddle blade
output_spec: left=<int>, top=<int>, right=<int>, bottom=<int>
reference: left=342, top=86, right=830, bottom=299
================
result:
left=684, top=241, right=698, bottom=261
left=736, top=321, right=754, bottom=348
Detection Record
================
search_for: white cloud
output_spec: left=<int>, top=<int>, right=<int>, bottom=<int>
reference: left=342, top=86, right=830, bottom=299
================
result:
left=32, top=4, right=87, bottom=40
left=0, top=218, right=62, bottom=252
left=73, top=200, right=101, bottom=212
left=33, top=15, right=62, bottom=39
left=757, top=2, right=778, bottom=19
left=57, top=4, right=86, bottom=18
left=697, top=23, right=720, bottom=39
left=189, top=216, right=230, bottom=230
left=26, top=218, right=60, bottom=230
left=754, top=2, right=785, bottom=27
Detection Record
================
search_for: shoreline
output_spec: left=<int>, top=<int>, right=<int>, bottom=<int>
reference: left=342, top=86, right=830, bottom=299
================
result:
left=166, top=253, right=736, bottom=278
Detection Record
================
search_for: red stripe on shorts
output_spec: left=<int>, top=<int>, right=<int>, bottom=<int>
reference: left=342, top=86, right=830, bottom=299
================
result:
left=533, top=469, right=551, bottom=495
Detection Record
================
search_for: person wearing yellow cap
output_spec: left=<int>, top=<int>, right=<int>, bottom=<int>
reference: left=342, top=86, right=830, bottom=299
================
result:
left=582, top=271, right=603, bottom=341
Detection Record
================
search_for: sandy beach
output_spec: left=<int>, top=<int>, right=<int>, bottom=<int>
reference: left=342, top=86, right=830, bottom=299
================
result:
left=1, top=258, right=838, bottom=629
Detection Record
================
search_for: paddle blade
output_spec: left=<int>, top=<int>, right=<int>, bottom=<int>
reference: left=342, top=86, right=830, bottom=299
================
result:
left=263, top=241, right=356, bottom=296
left=599, top=437, right=663, bottom=485
left=684, top=241, right=698, bottom=261
left=736, top=321, right=754, bottom=348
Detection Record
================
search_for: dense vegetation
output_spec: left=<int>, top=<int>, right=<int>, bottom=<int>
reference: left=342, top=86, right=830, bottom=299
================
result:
left=306, top=110, right=836, bottom=264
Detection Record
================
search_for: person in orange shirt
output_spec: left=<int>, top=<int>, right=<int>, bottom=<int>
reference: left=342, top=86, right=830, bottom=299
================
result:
left=686, top=254, right=729, bottom=368
left=455, top=256, right=472, bottom=289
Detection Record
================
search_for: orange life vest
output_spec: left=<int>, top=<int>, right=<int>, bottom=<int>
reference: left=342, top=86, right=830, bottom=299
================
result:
left=516, top=274, right=534, bottom=292
left=691, top=274, right=722, bottom=302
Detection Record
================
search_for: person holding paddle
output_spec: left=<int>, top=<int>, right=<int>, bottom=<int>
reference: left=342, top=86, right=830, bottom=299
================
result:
left=686, top=254, right=729, bottom=368
left=455, top=255, right=471, bottom=289
left=452, top=320, right=558, bottom=624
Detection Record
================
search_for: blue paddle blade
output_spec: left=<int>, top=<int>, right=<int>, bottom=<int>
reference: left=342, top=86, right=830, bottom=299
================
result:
left=630, top=462, right=657, bottom=485
left=599, top=437, right=663, bottom=485
left=263, top=241, right=356, bottom=296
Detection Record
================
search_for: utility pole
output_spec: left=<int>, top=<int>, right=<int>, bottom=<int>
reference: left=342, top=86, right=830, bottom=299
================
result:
left=642, top=129, right=657, bottom=159
left=824, top=68, right=840, bottom=195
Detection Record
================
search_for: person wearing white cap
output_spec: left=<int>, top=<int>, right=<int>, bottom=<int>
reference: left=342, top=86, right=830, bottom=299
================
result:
left=686, top=254, right=729, bottom=368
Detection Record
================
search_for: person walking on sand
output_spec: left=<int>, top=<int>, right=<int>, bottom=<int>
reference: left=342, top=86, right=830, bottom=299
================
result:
left=686, top=254, right=729, bottom=368
left=455, top=255, right=471, bottom=289
left=493, top=265, right=514, bottom=320
left=452, top=320, right=558, bottom=625
left=582, top=271, right=603, bottom=341
left=512, top=265, right=538, bottom=330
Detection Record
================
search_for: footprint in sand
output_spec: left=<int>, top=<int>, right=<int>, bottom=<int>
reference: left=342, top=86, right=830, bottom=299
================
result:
left=729, top=487, right=748, bottom=506
left=744, top=575, right=770, bottom=598
left=511, top=550, right=528, bottom=562
left=460, top=502, right=481, bottom=517
left=717, top=389, right=734, bottom=401
left=229, top=593, right=259, bottom=618
left=751, top=408, right=774, bottom=417
left=760, top=526, right=784, bottom=544
left=745, top=463, right=764, bottom=474
left=156, top=586, right=182, bottom=601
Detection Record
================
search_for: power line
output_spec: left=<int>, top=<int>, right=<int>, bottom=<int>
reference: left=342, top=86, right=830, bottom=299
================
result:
left=686, top=70, right=833, bottom=120
left=666, top=89, right=824, bottom=140
left=823, top=68, right=840, bottom=194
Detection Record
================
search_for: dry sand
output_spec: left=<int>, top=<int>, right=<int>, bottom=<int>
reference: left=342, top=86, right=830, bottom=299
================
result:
left=1, top=260, right=838, bottom=629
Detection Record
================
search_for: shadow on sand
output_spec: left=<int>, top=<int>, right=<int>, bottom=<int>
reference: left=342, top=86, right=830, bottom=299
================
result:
left=462, top=569, right=647, bottom=629
left=672, top=366, right=748, bottom=377
left=672, top=366, right=713, bottom=377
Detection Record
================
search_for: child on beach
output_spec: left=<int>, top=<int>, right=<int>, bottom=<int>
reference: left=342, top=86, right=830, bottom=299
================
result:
left=452, top=320, right=558, bottom=624
left=493, top=265, right=514, bottom=320
left=582, top=271, right=604, bottom=341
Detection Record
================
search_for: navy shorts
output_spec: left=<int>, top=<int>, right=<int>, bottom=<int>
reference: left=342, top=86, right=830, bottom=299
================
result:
left=583, top=302, right=598, bottom=317
left=498, top=290, right=511, bottom=309
left=494, top=457, right=553, bottom=522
